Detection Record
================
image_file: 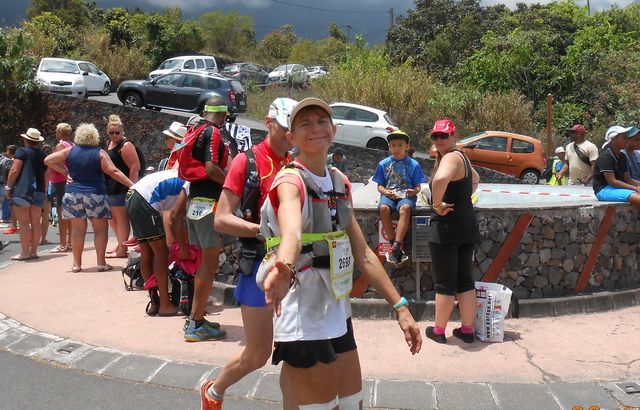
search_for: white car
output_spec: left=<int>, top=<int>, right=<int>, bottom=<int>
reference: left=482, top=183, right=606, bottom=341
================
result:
left=36, top=58, right=111, bottom=97
left=307, top=65, right=329, bottom=79
left=149, top=55, right=218, bottom=80
left=330, top=102, right=399, bottom=150
left=268, top=64, right=308, bottom=85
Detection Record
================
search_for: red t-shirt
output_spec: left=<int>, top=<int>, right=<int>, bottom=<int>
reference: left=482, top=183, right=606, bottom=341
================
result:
left=222, top=139, right=289, bottom=211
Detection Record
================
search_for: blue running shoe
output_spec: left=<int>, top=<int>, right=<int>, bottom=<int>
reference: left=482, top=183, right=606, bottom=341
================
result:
left=184, top=321, right=226, bottom=342
left=183, top=317, right=221, bottom=332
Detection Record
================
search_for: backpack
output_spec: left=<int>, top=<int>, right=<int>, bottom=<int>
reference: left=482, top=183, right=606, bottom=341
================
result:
left=169, top=263, right=196, bottom=316
left=540, top=156, right=554, bottom=181
left=238, top=147, right=260, bottom=223
left=170, top=122, right=225, bottom=182
left=122, top=257, right=144, bottom=291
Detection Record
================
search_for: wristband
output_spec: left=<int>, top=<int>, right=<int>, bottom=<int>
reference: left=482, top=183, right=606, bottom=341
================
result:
left=285, top=262, right=297, bottom=287
left=393, top=297, right=409, bottom=311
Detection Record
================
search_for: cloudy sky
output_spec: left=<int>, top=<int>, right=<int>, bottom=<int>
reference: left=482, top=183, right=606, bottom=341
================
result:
left=1, top=0, right=633, bottom=45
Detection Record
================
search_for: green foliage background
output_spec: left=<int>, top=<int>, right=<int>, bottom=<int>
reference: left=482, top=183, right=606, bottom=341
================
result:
left=4, top=0, right=640, bottom=152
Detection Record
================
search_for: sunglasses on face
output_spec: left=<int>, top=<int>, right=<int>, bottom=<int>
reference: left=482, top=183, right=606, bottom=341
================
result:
left=108, top=131, right=121, bottom=135
left=431, top=133, right=450, bottom=141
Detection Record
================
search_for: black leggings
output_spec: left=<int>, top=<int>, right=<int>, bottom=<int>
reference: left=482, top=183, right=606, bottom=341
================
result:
left=429, top=242, right=476, bottom=296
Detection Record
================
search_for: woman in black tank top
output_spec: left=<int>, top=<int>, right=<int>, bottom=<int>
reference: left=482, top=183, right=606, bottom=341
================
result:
left=426, top=119, right=481, bottom=345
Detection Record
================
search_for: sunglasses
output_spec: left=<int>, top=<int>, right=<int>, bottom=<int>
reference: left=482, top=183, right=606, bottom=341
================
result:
left=108, top=131, right=121, bottom=135
left=431, top=133, right=450, bottom=141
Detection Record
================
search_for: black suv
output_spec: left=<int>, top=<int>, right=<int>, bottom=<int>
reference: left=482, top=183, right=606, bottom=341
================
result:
left=116, top=71, right=248, bottom=116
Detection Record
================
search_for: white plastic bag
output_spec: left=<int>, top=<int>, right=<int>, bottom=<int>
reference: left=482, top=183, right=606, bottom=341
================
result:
left=474, top=282, right=512, bottom=343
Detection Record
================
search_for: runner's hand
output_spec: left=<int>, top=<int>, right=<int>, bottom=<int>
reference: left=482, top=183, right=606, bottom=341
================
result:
left=264, top=260, right=293, bottom=317
left=397, top=308, right=422, bottom=354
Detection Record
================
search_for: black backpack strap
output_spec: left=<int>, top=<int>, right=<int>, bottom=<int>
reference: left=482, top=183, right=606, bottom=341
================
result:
left=572, top=143, right=591, bottom=166
left=239, top=147, right=260, bottom=223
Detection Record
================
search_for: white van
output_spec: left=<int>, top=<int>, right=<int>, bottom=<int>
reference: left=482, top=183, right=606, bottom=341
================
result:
left=149, top=55, right=218, bottom=80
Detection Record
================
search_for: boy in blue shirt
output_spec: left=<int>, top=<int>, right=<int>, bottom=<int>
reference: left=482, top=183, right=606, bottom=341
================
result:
left=373, top=130, right=426, bottom=264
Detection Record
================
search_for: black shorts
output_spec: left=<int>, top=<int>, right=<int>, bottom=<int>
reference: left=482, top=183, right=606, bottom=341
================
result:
left=51, top=182, right=66, bottom=208
left=125, top=190, right=165, bottom=243
left=429, top=242, right=476, bottom=296
left=272, top=318, right=357, bottom=369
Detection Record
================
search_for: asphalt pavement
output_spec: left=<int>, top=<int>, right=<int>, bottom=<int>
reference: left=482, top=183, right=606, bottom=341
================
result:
left=0, top=221, right=639, bottom=409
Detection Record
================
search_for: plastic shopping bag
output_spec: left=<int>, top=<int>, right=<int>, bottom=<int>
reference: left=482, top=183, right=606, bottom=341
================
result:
left=474, top=282, right=513, bottom=343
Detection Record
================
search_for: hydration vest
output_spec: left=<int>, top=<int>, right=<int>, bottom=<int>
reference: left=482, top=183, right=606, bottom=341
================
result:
left=260, top=162, right=352, bottom=260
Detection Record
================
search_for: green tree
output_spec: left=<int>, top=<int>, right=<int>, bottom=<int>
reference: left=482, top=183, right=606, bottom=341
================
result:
left=104, top=7, right=137, bottom=47
left=26, top=0, right=90, bottom=28
left=22, top=12, right=77, bottom=57
left=200, top=10, right=255, bottom=58
left=143, top=8, right=204, bottom=68
left=0, top=29, right=39, bottom=98
left=257, top=25, right=297, bottom=66
left=328, top=22, right=347, bottom=43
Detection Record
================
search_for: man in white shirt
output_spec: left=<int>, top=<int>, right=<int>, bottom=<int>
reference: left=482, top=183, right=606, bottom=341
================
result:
left=557, top=124, right=599, bottom=186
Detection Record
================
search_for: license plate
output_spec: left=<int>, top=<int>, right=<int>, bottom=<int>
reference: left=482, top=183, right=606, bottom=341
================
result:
left=52, top=86, right=69, bottom=91
left=239, top=101, right=246, bottom=106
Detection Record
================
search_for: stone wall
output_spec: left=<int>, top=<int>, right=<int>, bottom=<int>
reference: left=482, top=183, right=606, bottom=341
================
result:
left=353, top=203, right=640, bottom=301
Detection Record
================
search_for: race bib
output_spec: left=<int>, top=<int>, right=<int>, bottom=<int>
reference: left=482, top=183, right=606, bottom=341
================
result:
left=187, top=197, right=216, bottom=220
left=326, top=231, right=353, bottom=299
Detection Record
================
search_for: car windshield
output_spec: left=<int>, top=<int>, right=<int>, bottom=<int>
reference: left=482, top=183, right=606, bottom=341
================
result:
left=40, top=60, right=79, bottom=74
left=274, top=64, right=299, bottom=72
left=158, top=59, right=183, bottom=70
left=459, top=132, right=488, bottom=144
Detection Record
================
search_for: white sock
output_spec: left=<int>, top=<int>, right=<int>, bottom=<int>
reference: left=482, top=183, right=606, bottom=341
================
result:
left=207, top=385, right=224, bottom=401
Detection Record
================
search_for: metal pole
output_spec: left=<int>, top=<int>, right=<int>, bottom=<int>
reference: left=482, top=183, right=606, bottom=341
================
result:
left=546, top=93, right=553, bottom=157
left=415, top=262, right=421, bottom=300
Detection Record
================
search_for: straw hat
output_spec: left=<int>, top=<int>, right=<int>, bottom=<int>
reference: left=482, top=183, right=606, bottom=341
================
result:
left=20, top=128, right=44, bottom=142
left=162, top=122, right=187, bottom=141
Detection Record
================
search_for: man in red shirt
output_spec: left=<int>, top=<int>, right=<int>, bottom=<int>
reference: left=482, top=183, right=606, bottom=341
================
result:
left=199, top=98, right=297, bottom=409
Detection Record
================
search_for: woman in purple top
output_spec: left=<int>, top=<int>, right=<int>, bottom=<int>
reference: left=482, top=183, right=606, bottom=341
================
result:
left=45, top=123, right=133, bottom=273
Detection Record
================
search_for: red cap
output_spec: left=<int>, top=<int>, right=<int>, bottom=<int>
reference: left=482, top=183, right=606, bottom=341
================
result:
left=568, top=124, right=586, bottom=137
left=431, top=119, right=456, bottom=134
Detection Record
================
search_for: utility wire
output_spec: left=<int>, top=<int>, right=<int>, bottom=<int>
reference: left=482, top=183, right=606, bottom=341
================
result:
left=267, top=0, right=388, bottom=14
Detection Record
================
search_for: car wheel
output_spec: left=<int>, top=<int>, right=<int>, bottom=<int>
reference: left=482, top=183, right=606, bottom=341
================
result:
left=123, top=92, right=143, bottom=107
left=366, top=138, right=389, bottom=151
left=101, top=82, right=111, bottom=95
left=520, top=169, right=540, bottom=185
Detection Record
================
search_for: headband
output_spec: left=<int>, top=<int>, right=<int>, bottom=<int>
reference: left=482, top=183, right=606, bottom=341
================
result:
left=204, top=105, right=229, bottom=113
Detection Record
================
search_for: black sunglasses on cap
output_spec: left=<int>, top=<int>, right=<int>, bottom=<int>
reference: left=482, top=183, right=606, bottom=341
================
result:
left=431, top=133, right=450, bottom=141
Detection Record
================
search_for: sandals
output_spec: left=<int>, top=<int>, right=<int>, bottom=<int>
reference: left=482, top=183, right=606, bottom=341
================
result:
left=72, top=266, right=82, bottom=273
left=97, top=264, right=112, bottom=272
left=50, top=244, right=69, bottom=253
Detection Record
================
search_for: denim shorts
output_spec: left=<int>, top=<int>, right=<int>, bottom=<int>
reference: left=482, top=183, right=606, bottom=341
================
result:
left=378, top=194, right=417, bottom=211
left=12, top=191, right=46, bottom=208
left=595, top=185, right=635, bottom=202
left=108, top=194, right=127, bottom=207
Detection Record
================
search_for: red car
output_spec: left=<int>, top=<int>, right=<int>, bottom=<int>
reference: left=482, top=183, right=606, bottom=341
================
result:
left=429, top=131, right=546, bottom=184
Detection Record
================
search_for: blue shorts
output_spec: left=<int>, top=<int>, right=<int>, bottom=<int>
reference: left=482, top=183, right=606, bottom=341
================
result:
left=234, top=260, right=267, bottom=307
left=108, top=194, right=127, bottom=207
left=12, top=191, right=46, bottom=208
left=378, top=194, right=417, bottom=211
left=595, top=185, right=635, bottom=202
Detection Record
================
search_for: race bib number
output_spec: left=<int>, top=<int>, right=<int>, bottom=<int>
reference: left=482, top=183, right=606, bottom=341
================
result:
left=327, top=231, right=353, bottom=299
left=187, top=197, right=216, bottom=220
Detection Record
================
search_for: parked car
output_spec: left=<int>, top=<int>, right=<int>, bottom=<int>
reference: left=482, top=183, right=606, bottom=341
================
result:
left=36, top=57, right=111, bottom=97
left=307, top=65, right=329, bottom=79
left=149, top=55, right=218, bottom=80
left=329, top=102, right=398, bottom=150
left=268, top=64, right=308, bottom=85
left=116, top=70, right=247, bottom=116
left=429, top=131, right=546, bottom=184
left=221, top=63, right=269, bottom=85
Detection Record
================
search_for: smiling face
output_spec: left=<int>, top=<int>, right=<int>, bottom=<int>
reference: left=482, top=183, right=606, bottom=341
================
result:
left=287, top=106, right=336, bottom=155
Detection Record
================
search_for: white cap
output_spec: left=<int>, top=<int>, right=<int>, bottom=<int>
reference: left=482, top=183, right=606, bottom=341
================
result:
left=555, top=146, right=565, bottom=154
left=603, top=125, right=633, bottom=148
left=268, top=98, right=298, bottom=128
left=287, top=97, right=333, bottom=129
